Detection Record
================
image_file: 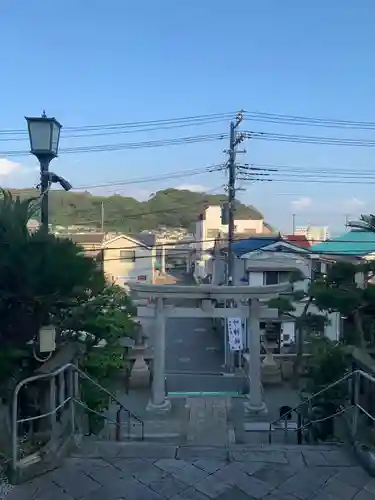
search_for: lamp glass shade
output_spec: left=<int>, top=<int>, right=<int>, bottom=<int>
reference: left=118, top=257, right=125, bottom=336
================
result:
left=51, top=120, right=61, bottom=154
left=26, top=115, right=62, bottom=156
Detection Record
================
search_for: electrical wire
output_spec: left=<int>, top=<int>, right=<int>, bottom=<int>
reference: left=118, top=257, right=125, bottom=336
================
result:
left=247, top=131, right=375, bottom=147
left=4, top=109, right=375, bottom=137
left=73, top=164, right=225, bottom=190
left=3, top=128, right=375, bottom=158
left=243, top=111, right=375, bottom=131
left=55, top=234, right=375, bottom=255
left=0, top=112, right=236, bottom=136
left=75, top=162, right=375, bottom=192
left=0, top=116, right=233, bottom=142
left=0, top=133, right=228, bottom=157
left=247, top=162, right=375, bottom=176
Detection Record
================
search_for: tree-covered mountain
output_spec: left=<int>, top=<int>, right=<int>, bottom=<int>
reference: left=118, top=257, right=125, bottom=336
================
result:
left=9, top=188, right=263, bottom=233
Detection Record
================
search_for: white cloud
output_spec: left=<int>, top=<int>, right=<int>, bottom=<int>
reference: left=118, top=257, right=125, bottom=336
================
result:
left=291, top=196, right=312, bottom=211
left=131, top=189, right=152, bottom=201
left=343, top=197, right=365, bottom=211
left=0, top=158, right=23, bottom=176
left=175, top=184, right=207, bottom=192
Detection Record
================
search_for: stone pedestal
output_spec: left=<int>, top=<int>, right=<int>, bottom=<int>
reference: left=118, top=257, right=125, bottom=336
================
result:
left=146, top=399, right=171, bottom=413
left=261, top=353, right=282, bottom=385
left=129, top=348, right=150, bottom=389
left=244, top=399, right=268, bottom=417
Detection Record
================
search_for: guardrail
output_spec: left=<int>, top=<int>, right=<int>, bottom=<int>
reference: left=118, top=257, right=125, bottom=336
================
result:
left=11, top=363, right=144, bottom=477
left=268, top=369, right=375, bottom=444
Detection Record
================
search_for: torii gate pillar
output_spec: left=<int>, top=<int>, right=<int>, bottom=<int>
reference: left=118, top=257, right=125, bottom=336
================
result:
left=146, top=297, right=171, bottom=413
left=130, top=283, right=291, bottom=415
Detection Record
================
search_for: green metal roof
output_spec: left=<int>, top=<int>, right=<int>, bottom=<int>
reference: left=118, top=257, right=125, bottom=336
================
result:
left=310, top=230, right=375, bottom=256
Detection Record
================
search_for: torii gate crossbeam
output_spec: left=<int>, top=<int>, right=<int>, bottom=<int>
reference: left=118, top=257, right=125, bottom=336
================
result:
left=129, top=283, right=291, bottom=415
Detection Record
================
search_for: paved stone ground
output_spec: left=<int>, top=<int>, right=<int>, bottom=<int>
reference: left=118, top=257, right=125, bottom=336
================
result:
left=186, top=398, right=230, bottom=446
left=5, top=442, right=375, bottom=500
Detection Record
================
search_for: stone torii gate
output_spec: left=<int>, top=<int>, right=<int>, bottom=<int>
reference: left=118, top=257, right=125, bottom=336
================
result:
left=129, top=283, right=291, bottom=415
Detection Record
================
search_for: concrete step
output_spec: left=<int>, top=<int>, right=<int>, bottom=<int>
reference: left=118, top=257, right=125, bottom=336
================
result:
left=9, top=437, right=371, bottom=500
left=72, top=438, right=347, bottom=461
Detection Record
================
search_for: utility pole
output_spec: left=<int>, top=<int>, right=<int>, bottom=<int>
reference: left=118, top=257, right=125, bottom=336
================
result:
left=101, top=202, right=105, bottom=233
left=224, top=112, right=245, bottom=372
left=227, top=111, right=244, bottom=286
left=292, top=214, right=296, bottom=235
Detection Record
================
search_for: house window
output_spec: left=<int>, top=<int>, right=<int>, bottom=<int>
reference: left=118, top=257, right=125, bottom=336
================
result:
left=120, top=250, right=136, bottom=262
left=263, top=271, right=291, bottom=285
left=264, top=271, right=279, bottom=285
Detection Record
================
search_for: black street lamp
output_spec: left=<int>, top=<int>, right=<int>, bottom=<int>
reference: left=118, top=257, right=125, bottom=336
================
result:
left=25, top=111, right=62, bottom=232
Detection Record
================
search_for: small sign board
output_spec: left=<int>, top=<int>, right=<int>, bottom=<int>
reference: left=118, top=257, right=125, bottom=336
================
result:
left=227, top=317, right=244, bottom=351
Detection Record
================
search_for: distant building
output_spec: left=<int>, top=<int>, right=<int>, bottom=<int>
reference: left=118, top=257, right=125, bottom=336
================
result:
left=295, top=225, right=329, bottom=243
left=310, top=229, right=375, bottom=258
left=194, top=205, right=269, bottom=279
left=58, top=232, right=156, bottom=288
left=284, top=234, right=311, bottom=249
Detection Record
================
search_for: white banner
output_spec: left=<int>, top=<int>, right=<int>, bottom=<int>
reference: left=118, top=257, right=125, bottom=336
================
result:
left=227, top=317, right=244, bottom=351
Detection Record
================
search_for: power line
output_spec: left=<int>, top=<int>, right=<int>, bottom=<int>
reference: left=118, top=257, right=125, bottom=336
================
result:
left=5, top=233, right=375, bottom=259
left=70, top=157, right=375, bottom=193
left=243, top=111, right=375, bottom=131
left=0, top=133, right=228, bottom=157
left=74, top=164, right=225, bottom=190
left=3, top=109, right=375, bottom=137
left=4, top=128, right=375, bottom=159
left=250, top=162, right=375, bottom=176
left=0, top=115, right=233, bottom=142
left=247, top=130, right=375, bottom=147
left=77, top=233, right=375, bottom=262
left=0, top=112, right=236, bottom=136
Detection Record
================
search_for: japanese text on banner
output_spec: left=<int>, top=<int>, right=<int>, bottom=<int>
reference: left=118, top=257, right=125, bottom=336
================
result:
left=227, top=317, right=244, bottom=351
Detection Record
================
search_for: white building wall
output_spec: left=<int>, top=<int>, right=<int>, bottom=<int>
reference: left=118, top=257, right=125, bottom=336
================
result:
left=295, top=225, right=330, bottom=243
left=249, top=272, right=263, bottom=286
left=195, top=205, right=265, bottom=256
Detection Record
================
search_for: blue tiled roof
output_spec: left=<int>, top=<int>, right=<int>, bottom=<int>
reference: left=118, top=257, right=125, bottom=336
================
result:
left=231, top=237, right=280, bottom=257
left=310, top=230, right=375, bottom=256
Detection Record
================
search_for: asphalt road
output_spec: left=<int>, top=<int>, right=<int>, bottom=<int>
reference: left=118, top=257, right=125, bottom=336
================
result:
left=161, top=270, right=244, bottom=394
left=165, top=317, right=244, bottom=394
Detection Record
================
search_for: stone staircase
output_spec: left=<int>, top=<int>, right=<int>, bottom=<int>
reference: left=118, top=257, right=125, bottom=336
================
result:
left=6, top=386, right=375, bottom=499
left=7, top=440, right=375, bottom=500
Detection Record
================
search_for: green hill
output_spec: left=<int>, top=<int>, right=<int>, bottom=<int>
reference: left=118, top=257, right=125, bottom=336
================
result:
left=9, top=188, right=263, bottom=233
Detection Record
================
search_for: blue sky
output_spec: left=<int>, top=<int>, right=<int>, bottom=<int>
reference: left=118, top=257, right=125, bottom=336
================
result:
left=1, top=0, right=375, bottom=233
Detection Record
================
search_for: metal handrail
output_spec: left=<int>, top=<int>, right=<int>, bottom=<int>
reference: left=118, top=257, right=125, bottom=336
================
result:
left=74, top=398, right=144, bottom=440
left=268, top=369, right=375, bottom=444
left=12, top=362, right=144, bottom=472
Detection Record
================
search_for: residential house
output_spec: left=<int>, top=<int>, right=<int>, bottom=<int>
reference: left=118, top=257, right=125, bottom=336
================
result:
left=101, top=233, right=156, bottom=288
left=210, top=235, right=340, bottom=350
left=284, top=234, right=311, bottom=249
left=62, top=232, right=156, bottom=288
left=194, top=204, right=270, bottom=280
left=63, top=233, right=105, bottom=257
left=310, top=229, right=375, bottom=259
left=310, top=229, right=375, bottom=287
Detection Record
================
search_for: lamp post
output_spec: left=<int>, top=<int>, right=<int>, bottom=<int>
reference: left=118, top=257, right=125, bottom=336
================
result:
left=25, top=112, right=62, bottom=233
